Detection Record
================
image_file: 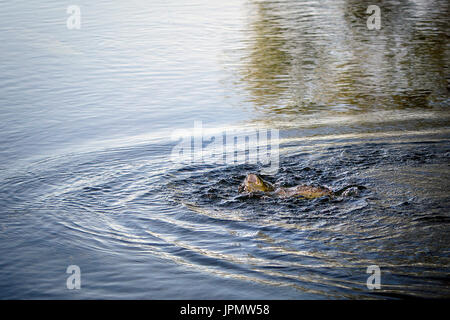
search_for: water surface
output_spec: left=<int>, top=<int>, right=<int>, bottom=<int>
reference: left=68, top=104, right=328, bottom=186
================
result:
left=0, top=0, right=449, bottom=299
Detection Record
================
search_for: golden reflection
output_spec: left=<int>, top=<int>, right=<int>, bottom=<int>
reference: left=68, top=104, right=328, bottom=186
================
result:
left=239, top=0, right=449, bottom=127
left=241, top=1, right=290, bottom=108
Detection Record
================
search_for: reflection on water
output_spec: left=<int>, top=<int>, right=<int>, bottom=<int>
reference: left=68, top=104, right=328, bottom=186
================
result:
left=0, top=0, right=449, bottom=299
left=241, top=1, right=291, bottom=107
left=240, top=0, right=449, bottom=130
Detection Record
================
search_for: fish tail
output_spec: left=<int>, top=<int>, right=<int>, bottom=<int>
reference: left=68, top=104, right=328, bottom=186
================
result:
left=334, top=185, right=366, bottom=196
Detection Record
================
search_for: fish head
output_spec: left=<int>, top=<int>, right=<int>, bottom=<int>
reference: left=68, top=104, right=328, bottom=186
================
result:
left=240, top=173, right=274, bottom=193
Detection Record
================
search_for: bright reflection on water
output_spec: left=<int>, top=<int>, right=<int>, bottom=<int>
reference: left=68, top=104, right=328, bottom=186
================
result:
left=0, top=0, right=449, bottom=299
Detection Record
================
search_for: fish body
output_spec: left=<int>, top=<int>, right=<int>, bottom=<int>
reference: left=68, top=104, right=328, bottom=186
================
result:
left=275, top=185, right=333, bottom=199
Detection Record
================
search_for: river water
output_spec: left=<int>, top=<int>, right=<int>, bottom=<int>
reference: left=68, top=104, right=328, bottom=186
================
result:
left=0, top=0, right=449, bottom=299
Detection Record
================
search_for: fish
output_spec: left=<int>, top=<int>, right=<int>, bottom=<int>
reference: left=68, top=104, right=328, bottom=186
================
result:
left=238, top=173, right=361, bottom=199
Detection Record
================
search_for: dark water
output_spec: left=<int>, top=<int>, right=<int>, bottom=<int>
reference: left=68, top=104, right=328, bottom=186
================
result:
left=0, top=0, right=449, bottom=299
